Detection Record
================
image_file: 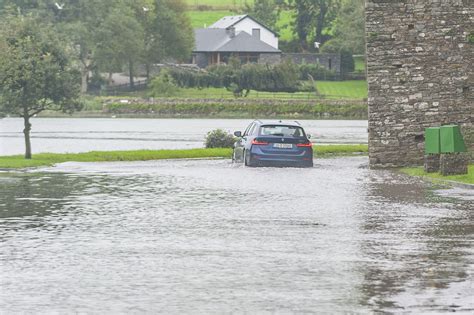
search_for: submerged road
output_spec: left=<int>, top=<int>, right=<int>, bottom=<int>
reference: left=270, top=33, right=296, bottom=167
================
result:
left=0, top=157, right=473, bottom=313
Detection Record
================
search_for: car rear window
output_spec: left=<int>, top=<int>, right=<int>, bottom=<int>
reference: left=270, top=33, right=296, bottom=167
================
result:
left=259, top=125, right=306, bottom=137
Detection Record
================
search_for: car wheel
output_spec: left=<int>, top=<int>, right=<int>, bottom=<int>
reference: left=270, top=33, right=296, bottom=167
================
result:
left=244, top=150, right=253, bottom=167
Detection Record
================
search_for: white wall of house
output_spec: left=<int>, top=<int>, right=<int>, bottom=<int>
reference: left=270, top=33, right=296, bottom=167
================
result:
left=234, top=18, right=278, bottom=49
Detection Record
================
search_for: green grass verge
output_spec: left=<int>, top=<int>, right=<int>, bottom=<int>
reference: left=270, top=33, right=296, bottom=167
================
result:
left=145, top=81, right=367, bottom=100
left=314, top=144, right=368, bottom=157
left=401, top=166, right=474, bottom=185
left=0, top=149, right=233, bottom=169
left=354, top=56, right=366, bottom=72
left=0, top=145, right=369, bottom=169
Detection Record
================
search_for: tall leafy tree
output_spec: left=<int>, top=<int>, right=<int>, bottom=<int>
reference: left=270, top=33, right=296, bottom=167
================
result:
left=95, top=4, right=144, bottom=87
left=141, top=0, right=194, bottom=77
left=57, top=0, right=117, bottom=93
left=0, top=15, right=81, bottom=159
left=289, top=0, right=341, bottom=50
left=322, top=0, right=365, bottom=54
left=244, top=0, right=284, bottom=31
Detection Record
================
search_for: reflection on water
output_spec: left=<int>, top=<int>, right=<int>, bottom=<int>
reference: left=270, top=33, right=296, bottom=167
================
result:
left=0, top=157, right=472, bottom=313
left=0, top=118, right=368, bottom=155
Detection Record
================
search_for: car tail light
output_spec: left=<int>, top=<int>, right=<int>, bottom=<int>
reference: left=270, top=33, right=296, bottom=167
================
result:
left=297, top=142, right=313, bottom=147
left=251, top=139, right=269, bottom=145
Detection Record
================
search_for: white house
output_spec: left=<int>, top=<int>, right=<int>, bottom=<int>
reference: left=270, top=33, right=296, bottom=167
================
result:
left=209, top=15, right=279, bottom=49
left=193, top=15, right=281, bottom=68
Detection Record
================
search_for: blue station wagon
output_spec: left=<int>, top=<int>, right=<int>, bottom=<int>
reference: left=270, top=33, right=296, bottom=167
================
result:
left=233, top=120, right=313, bottom=167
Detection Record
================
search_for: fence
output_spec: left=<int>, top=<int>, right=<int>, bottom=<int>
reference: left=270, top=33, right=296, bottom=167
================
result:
left=88, top=79, right=149, bottom=96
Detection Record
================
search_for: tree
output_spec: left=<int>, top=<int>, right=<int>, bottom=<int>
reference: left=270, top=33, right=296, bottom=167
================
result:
left=244, top=0, right=284, bottom=31
left=289, top=0, right=341, bottom=50
left=322, top=0, right=365, bottom=55
left=58, top=0, right=117, bottom=94
left=141, top=0, right=194, bottom=77
left=95, top=4, right=144, bottom=87
left=0, top=15, right=82, bottom=159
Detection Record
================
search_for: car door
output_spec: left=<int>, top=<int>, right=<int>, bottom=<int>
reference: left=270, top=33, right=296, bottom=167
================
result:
left=234, top=123, right=254, bottom=162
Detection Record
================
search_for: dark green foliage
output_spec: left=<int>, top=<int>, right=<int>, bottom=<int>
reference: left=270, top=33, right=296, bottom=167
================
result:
left=148, top=72, right=180, bottom=97
left=289, top=0, right=341, bottom=50
left=167, top=62, right=302, bottom=96
left=105, top=101, right=368, bottom=119
left=205, top=129, right=236, bottom=148
left=324, top=0, right=365, bottom=55
left=0, top=15, right=82, bottom=116
left=0, top=15, right=82, bottom=158
left=468, top=32, right=474, bottom=44
left=298, top=63, right=338, bottom=80
left=244, top=0, right=284, bottom=31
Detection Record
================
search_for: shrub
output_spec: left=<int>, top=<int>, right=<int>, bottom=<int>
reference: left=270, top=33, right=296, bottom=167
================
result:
left=148, top=72, right=180, bottom=97
left=205, top=129, right=236, bottom=148
left=299, top=63, right=338, bottom=81
left=468, top=32, right=474, bottom=44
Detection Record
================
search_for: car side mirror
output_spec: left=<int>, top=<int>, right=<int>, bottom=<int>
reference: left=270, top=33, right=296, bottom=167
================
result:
left=234, top=131, right=242, bottom=137
left=307, top=134, right=312, bottom=139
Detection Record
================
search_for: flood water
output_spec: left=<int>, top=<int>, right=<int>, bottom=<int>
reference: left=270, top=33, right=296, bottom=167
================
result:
left=0, top=118, right=368, bottom=155
left=0, top=157, right=473, bottom=313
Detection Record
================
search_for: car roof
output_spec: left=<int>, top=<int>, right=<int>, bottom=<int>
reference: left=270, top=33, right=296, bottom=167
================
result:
left=253, top=120, right=302, bottom=127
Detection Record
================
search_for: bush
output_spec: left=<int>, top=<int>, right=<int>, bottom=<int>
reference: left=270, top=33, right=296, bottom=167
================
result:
left=148, top=71, right=180, bottom=97
left=169, top=62, right=302, bottom=96
left=299, top=63, right=338, bottom=81
left=205, top=129, right=236, bottom=148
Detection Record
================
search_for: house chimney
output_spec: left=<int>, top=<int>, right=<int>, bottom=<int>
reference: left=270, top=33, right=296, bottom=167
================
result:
left=227, top=27, right=236, bottom=38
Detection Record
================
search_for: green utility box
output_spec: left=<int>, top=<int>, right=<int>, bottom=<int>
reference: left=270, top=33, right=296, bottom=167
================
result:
left=440, top=125, right=467, bottom=153
left=425, top=127, right=441, bottom=154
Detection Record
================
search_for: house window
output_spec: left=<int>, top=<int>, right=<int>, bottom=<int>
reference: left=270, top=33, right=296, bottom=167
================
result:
left=252, top=28, right=261, bottom=39
left=239, top=53, right=259, bottom=64
left=328, top=58, right=332, bottom=70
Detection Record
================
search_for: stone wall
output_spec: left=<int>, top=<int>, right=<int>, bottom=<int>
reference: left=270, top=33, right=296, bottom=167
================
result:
left=282, top=53, right=342, bottom=74
left=258, top=53, right=282, bottom=65
left=366, top=0, right=473, bottom=168
left=193, top=53, right=209, bottom=68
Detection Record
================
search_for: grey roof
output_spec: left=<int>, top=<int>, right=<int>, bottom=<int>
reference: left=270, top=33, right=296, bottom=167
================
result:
left=194, top=29, right=280, bottom=53
left=209, top=14, right=278, bottom=37
left=209, top=15, right=247, bottom=29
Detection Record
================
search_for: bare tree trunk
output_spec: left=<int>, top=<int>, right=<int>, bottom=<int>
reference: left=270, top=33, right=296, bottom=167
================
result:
left=108, top=72, right=114, bottom=86
left=129, top=59, right=135, bottom=88
left=80, top=54, right=92, bottom=94
left=146, top=63, right=151, bottom=80
left=81, top=67, right=88, bottom=94
left=23, top=115, right=32, bottom=159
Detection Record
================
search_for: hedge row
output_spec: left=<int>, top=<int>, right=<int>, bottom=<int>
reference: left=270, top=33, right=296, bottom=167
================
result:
left=105, top=102, right=368, bottom=119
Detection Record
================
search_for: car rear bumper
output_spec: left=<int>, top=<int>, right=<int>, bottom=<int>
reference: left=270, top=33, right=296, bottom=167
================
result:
left=249, top=147, right=313, bottom=167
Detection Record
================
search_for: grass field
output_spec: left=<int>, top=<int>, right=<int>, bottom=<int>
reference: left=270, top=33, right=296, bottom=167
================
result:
left=354, top=56, right=366, bottom=72
left=401, top=166, right=474, bottom=185
left=184, top=0, right=253, bottom=9
left=188, top=10, right=234, bottom=28
left=159, top=81, right=367, bottom=100
left=0, top=145, right=369, bottom=169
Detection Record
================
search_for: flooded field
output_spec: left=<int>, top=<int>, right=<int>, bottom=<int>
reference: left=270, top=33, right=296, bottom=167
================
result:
left=0, top=157, right=473, bottom=313
left=0, top=118, right=368, bottom=155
